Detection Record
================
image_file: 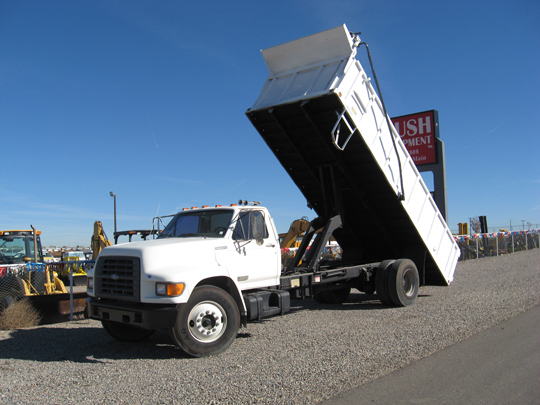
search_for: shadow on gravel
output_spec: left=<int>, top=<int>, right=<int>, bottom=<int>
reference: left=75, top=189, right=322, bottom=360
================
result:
left=287, top=291, right=432, bottom=313
left=0, top=325, right=191, bottom=363
left=0, top=325, right=256, bottom=364
left=291, top=293, right=384, bottom=312
left=0, top=292, right=431, bottom=364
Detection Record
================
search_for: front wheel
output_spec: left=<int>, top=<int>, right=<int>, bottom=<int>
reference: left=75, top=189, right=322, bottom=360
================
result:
left=101, top=320, right=156, bottom=342
left=170, top=285, right=240, bottom=357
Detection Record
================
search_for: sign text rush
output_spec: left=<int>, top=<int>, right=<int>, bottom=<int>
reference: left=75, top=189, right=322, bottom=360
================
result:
left=391, top=110, right=438, bottom=165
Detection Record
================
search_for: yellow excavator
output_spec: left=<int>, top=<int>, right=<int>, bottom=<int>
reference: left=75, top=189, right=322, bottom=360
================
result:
left=279, top=217, right=340, bottom=267
left=279, top=217, right=311, bottom=249
left=91, top=221, right=111, bottom=259
left=279, top=218, right=310, bottom=267
left=279, top=217, right=338, bottom=248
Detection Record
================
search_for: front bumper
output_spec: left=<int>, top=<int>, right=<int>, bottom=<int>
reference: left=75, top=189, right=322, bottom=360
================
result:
left=87, top=298, right=178, bottom=330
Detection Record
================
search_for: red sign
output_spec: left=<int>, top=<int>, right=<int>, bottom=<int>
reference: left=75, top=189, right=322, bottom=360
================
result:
left=391, top=110, right=438, bottom=165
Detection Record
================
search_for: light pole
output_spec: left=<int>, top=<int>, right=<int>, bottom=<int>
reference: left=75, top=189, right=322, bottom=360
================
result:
left=110, top=191, right=117, bottom=243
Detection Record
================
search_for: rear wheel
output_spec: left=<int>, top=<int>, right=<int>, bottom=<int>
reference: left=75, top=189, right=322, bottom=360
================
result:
left=101, top=320, right=156, bottom=342
left=388, top=259, right=419, bottom=307
left=170, top=285, right=240, bottom=357
left=376, top=260, right=394, bottom=306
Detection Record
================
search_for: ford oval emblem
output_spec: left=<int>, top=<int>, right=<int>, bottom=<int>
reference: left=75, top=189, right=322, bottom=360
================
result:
left=110, top=274, right=119, bottom=281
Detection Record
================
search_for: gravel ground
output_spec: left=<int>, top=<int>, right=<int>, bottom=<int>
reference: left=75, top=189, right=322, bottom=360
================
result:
left=1, top=249, right=539, bottom=404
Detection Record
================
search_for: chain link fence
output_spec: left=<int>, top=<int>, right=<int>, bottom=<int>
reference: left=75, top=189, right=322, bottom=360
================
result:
left=455, top=230, right=539, bottom=260
left=0, top=260, right=94, bottom=327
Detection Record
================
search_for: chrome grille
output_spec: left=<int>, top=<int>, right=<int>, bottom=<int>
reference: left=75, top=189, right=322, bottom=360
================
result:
left=95, top=256, right=140, bottom=302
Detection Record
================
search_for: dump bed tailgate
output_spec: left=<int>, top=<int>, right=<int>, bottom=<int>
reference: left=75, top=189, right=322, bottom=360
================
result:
left=246, top=25, right=459, bottom=285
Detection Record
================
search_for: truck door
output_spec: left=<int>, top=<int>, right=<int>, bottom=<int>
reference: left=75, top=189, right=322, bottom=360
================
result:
left=216, top=210, right=280, bottom=290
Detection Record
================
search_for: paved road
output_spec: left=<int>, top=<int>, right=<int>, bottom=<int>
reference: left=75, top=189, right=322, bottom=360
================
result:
left=322, top=305, right=540, bottom=405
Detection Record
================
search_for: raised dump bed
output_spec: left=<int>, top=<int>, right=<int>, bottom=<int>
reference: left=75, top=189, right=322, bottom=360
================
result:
left=246, top=24, right=459, bottom=286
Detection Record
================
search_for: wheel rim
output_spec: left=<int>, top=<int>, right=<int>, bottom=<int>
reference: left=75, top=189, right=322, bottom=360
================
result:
left=402, top=269, right=415, bottom=297
left=187, top=301, right=227, bottom=343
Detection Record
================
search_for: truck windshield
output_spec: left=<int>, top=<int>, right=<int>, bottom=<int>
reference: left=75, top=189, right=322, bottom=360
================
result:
left=0, top=236, right=41, bottom=264
left=159, top=209, right=234, bottom=239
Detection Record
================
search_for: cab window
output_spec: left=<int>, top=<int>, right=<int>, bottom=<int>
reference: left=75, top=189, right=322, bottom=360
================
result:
left=232, top=211, right=269, bottom=240
left=159, top=209, right=233, bottom=238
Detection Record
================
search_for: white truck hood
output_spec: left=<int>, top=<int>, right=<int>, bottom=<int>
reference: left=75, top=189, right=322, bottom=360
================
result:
left=99, top=236, right=229, bottom=278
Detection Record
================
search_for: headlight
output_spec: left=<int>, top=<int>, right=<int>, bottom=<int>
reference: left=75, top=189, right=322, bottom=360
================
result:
left=155, top=282, right=185, bottom=297
left=87, top=277, right=94, bottom=290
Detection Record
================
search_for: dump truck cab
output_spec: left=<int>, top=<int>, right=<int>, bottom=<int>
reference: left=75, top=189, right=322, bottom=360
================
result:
left=88, top=203, right=281, bottom=305
left=87, top=202, right=286, bottom=356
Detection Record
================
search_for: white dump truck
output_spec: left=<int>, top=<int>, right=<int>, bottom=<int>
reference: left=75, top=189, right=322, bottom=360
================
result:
left=86, top=25, right=460, bottom=357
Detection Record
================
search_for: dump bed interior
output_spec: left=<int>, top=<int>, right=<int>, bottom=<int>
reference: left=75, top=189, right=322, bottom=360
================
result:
left=246, top=25, right=459, bottom=286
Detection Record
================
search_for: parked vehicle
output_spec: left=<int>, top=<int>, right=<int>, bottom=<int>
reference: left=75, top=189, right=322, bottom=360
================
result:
left=86, top=25, right=460, bottom=357
left=43, top=252, right=58, bottom=263
left=0, top=229, right=43, bottom=265
left=0, top=228, right=87, bottom=317
left=62, top=251, right=87, bottom=262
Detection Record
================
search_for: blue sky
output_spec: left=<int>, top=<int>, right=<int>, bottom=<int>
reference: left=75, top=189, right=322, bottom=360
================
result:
left=1, top=0, right=539, bottom=247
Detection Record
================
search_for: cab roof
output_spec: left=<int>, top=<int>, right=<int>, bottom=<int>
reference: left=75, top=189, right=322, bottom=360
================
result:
left=0, top=230, right=41, bottom=236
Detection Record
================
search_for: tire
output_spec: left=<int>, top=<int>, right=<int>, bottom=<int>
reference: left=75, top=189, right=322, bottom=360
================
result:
left=170, top=285, right=240, bottom=357
left=376, top=260, right=394, bottom=306
left=314, top=287, right=351, bottom=304
left=387, top=259, right=419, bottom=307
left=101, top=320, right=156, bottom=342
